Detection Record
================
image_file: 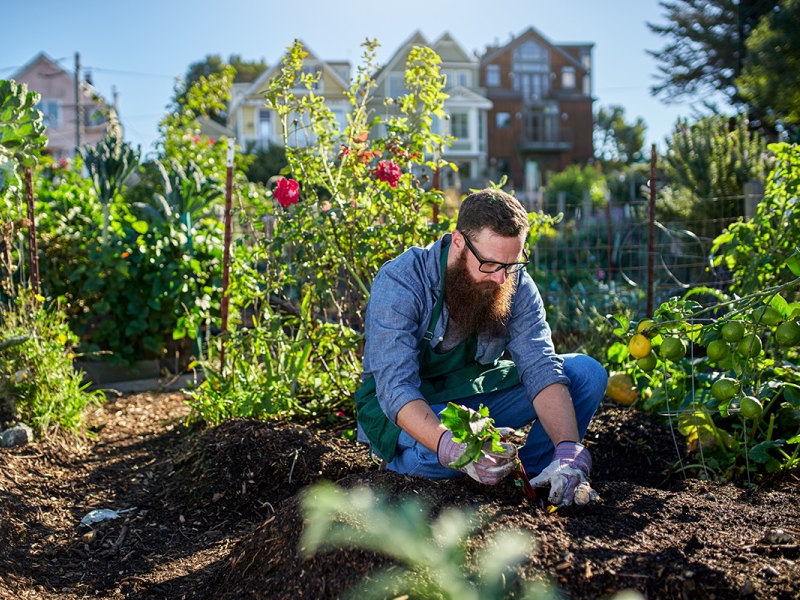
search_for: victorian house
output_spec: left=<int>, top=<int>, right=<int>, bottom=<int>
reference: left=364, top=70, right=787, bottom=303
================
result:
left=479, top=27, right=594, bottom=197
left=226, top=43, right=351, bottom=150
left=369, top=31, right=493, bottom=192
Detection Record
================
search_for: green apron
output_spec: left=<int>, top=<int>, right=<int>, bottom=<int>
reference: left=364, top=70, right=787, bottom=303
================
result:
left=355, top=241, right=520, bottom=461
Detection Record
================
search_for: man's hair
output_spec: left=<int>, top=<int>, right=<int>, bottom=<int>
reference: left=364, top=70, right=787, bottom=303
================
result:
left=456, top=189, right=529, bottom=239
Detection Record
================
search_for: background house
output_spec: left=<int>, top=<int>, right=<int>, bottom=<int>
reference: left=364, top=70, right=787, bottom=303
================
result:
left=11, top=53, right=118, bottom=160
left=480, top=27, right=594, bottom=202
left=368, top=31, right=493, bottom=193
left=227, top=44, right=351, bottom=150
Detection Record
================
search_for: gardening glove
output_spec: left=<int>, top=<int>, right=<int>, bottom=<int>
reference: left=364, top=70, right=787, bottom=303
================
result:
left=529, top=441, right=598, bottom=507
left=437, top=429, right=517, bottom=486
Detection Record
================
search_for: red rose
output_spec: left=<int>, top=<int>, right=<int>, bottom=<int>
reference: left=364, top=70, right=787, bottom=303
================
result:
left=375, top=161, right=402, bottom=187
left=274, top=178, right=300, bottom=208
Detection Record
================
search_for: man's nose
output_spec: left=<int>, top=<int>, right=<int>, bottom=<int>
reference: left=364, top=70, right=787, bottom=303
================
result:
left=489, top=269, right=507, bottom=284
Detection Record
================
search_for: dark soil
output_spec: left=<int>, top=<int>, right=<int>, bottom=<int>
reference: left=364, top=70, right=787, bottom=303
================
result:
left=1, top=391, right=798, bottom=599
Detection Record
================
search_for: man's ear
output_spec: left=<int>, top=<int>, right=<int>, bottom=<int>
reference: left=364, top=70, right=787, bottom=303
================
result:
left=451, top=229, right=464, bottom=250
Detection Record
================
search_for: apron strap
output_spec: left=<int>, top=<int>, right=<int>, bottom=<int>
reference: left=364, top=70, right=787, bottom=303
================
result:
left=422, top=242, right=449, bottom=343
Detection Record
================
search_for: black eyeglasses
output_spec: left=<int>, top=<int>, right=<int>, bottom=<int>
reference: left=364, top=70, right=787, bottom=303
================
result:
left=460, top=232, right=529, bottom=274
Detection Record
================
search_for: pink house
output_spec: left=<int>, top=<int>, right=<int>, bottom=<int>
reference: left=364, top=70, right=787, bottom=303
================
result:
left=11, top=53, right=117, bottom=160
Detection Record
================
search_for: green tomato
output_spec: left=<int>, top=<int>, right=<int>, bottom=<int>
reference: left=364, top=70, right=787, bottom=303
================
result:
left=659, top=336, right=687, bottom=362
left=739, top=395, right=763, bottom=420
left=711, top=377, right=741, bottom=401
left=706, top=339, right=730, bottom=362
left=736, top=333, right=763, bottom=358
left=721, top=321, right=745, bottom=343
left=752, top=306, right=783, bottom=327
left=637, top=350, right=658, bottom=372
left=775, top=321, right=800, bottom=347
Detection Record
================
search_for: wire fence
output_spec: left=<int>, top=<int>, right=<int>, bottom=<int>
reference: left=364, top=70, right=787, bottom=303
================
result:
left=523, top=190, right=757, bottom=337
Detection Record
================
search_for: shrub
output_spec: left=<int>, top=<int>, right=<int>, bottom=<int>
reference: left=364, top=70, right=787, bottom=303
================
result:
left=0, top=288, right=102, bottom=434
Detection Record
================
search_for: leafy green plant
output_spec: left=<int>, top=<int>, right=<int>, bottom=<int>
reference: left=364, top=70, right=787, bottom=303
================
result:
left=440, top=402, right=504, bottom=468
left=607, top=283, right=800, bottom=479
left=301, top=481, right=554, bottom=600
left=0, top=288, right=102, bottom=433
left=0, top=79, right=47, bottom=171
left=186, top=288, right=360, bottom=425
left=81, top=133, right=140, bottom=245
left=712, top=142, right=800, bottom=295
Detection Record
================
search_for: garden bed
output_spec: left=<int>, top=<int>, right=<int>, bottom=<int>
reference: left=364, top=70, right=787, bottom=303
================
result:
left=1, top=391, right=798, bottom=599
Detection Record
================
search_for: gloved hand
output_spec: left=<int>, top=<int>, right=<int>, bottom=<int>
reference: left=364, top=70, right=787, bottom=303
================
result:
left=529, top=441, right=598, bottom=507
left=437, top=429, right=517, bottom=485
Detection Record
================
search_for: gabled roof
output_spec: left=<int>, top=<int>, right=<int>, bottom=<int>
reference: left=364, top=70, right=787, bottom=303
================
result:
left=11, top=51, right=113, bottom=105
left=481, top=26, right=590, bottom=73
left=444, top=85, right=492, bottom=109
left=430, top=32, right=476, bottom=65
left=373, top=30, right=430, bottom=85
left=244, top=40, right=351, bottom=98
left=10, top=52, right=68, bottom=81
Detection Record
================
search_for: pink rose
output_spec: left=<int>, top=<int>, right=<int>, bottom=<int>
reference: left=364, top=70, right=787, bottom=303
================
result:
left=375, top=160, right=402, bottom=188
left=274, top=178, right=300, bottom=208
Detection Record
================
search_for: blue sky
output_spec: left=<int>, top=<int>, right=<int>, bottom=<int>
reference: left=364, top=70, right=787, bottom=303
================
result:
left=1, top=0, right=713, bottom=159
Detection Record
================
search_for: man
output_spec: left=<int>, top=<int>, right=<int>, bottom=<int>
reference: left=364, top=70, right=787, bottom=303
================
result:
left=355, top=189, right=607, bottom=506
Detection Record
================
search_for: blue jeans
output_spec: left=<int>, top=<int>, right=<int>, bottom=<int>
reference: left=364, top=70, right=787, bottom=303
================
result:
left=385, top=353, right=607, bottom=478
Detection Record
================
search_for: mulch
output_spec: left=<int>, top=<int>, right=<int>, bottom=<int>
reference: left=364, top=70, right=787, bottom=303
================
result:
left=1, top=391, right=798, bottom=599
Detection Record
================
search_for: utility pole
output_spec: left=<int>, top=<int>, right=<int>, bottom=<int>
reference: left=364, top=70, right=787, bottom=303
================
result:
left=75, top=52, right=83, bottom=156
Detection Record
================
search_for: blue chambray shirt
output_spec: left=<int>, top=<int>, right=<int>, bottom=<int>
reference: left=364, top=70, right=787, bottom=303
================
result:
left=357, top=233, right=569, bottom=444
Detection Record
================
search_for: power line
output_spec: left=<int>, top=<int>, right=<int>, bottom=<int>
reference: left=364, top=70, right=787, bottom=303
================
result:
left=87, top=66, right=175, bottom=79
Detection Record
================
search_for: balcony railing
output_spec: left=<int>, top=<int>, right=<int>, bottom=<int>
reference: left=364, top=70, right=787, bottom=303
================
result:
left=517, top=113, right=572, bottom=152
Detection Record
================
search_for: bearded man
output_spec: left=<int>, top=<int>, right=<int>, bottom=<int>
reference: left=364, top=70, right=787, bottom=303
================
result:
left=355, top=189, right=607, bottom=506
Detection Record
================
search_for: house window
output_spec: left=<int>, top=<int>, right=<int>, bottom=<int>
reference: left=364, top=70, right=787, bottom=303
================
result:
left=581, top=51, right=591, bottom=71
left=451, top=113, right=469, bottom=138
left=486, top=65, right=500, bottom=87
left=582, top=74, right=591, bottom=96
left=258, top=109, right=271, bottom=144
left=388, top=73, right=405, bottom=97
left=496, top=112, right=512, bottom=129
left=497, top=158, right=511, bottom=178
left=562, top=67, right=576, bottom=89
left=512, top=40, right=550, bottom=102
left=39, top=99, right=61, bottom=128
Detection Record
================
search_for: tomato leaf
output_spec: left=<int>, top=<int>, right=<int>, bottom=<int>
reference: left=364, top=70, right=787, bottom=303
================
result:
left=609, top=313, right=629, bottom=337
left=786, top=248, right=800, bottom=277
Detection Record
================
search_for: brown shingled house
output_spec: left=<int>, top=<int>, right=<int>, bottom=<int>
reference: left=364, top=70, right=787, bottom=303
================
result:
left=480, top=27, right=594, bottom=197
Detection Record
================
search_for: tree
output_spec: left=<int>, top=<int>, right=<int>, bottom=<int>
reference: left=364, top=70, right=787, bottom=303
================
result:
left=593, top=105, right=647, bottom=169
left=647, top=0, right=778, bottom=104
left=175, top=54, right=268, bottom=124
left=242, top=141, right=288, bottom=186
left=663, top=112, right=771, bottom=221
left=738, top=0, right=800, bottom=126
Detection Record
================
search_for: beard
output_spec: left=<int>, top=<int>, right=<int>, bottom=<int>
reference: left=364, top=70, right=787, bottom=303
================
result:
left=444, top=249, right=517, bottom=340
